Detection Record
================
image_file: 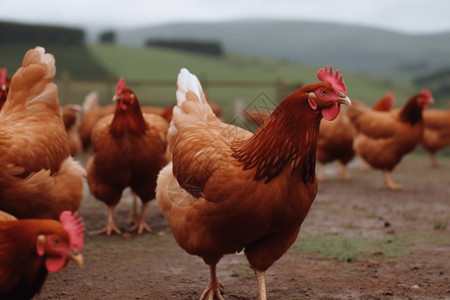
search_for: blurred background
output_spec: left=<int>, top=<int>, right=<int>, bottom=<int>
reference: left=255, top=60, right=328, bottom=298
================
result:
left=1, top=0, right=449, bottom=126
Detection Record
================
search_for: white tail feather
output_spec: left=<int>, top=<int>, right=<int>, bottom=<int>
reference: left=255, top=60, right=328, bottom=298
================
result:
left=176, top=68, right=203, bottom=107
left=82, top=91, right=99, bottom=112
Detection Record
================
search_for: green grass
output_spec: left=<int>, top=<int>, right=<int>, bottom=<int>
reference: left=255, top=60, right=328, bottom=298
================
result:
left=0, top=44, right=109, bottom=79
left=295, top=231, right=450, bottom=262
left=294, top=234, right=410, bottom=262
left=1, top=43, right=418, bottom=121
left=85, top=44, right=417, bottom=121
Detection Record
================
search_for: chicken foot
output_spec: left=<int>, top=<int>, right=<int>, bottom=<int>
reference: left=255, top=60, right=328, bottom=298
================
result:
left=129, top=202, right=151, bottom=234
left=383, top=170, right=403, bottom=190
left=97, top=205, right=121, bottom=235
left=254, top=269, right=267, bottom=300
left=200, top=264, right=225, bottom=300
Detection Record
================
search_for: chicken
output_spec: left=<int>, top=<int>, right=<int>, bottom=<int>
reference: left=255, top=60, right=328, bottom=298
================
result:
left=244, top=108, right=272, bottom=128
left=86, top=78, right=170, bottom=235
left=79, top=91, right=220, bottom=151
left=372, top=92, right=395, bottom=112
left=62, top=103, right=82, bottom=157
left=0, top=47, right=85, bottom=220
left=156, top=67, right=351, bottom=299
left=0, top=210, right=84, bottom=299
left=420, top=107, right=450, bottom=167
left=316, top=106, right=356, bottom=180
left=78, top=91, right=114, bottom=150
left=0, top=68, right=10, bottom=111
left=348, top=89, right=433, bottom=190
left=358, top=92, right=395, bottom=172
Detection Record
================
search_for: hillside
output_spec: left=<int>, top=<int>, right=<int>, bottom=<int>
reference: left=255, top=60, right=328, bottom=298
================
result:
left=117, top=20, right=450, bottom=79
left=88, top=44, right=416, bottom=121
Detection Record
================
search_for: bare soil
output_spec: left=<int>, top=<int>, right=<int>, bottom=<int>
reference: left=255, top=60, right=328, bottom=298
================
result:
left=35, top=155, right=450, bottom=300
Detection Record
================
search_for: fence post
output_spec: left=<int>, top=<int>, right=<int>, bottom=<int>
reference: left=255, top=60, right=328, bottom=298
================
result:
left=60, top=71, right=70, bottom=105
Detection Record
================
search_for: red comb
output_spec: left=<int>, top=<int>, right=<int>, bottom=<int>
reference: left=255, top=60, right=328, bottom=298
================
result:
left=317, top=66, right=347, bottom=94
left=421, top=89, right=432, bottom=100
left=59, top=211, right=84, bottom=252
left=0, top=68, right=6, bottom=84
left=115, top=77, right=126, bottom=95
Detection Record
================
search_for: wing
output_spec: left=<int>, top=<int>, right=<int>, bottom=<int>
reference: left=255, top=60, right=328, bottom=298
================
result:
left=352, top=110, right=400, bottom=139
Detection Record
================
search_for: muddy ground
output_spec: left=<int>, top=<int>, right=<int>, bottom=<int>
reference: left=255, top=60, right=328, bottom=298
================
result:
left=35, top=155, right=450, bottom=300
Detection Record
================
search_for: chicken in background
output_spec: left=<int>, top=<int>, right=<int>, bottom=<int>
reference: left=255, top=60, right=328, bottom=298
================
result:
left=420, top=106, right=450, bottom=167
left=156, top=67, right=351, bottom=299
left=62, top=103, right=82, bottom=157
left=358, top=92, right=395, bottom=172
left=348, top=89, right=433, bottom=190
left=86, top=78, right=170, bottom=235
left=372, top=92, right=395, bottom=112
left=316, top=106, right=356, bottom=180
left=0, top=68, right=10, bottom=111
left=0, top=47, right=85, bottom=220
left=0, top=210, right=84, bottom=299
left=78, top=91, right=112, bottom=151
left=78, top=90, right=220, bottom=151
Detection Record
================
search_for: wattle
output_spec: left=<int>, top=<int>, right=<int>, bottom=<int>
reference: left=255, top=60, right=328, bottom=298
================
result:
left=45, top=256, right=66, bottom=272
left=322, top=102, right=340, bottom=121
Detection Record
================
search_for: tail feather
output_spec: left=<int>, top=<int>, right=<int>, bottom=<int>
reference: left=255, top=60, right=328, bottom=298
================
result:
left=176, top=68, right=204, bottom=107
left=81, top=91, right=100, bottom=113
left=156, top=162, right=195, bottom=218
left=1, top=47, right=59, bottom=117
left=170, top=68, right=216, bottom=138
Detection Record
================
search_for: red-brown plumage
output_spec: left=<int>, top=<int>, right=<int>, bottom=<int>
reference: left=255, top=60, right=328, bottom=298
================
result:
left=86, top=79, right=170, bottom=235
left=0, top=47, right=84, bottom=220
left=157, top=68, right=351, bottom=299
left=233, top=91, right=320, bottom=183
left=421, top=108, right=450, bottom=166
left=373, top=92, right=395, bottom=112
left=349, top=90, right=433, bottom=189
left=0, top=211, right=84, bottom=299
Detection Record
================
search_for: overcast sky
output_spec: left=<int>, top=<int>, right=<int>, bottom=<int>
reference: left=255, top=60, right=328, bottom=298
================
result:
left=1, top=0, right=449, bottom=35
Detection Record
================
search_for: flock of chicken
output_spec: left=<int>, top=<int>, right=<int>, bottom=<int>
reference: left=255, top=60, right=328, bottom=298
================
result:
left=0, top=46, right=448, bottom=300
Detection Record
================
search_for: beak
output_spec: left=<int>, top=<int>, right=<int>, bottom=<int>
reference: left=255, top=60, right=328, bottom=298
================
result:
left=67, top=248, right=84, bottom=267
left=1, top=84, right=6, bottom=91
left=112, top=94, right=120, bottom=102
left=337, top=93, right=351, bottom=106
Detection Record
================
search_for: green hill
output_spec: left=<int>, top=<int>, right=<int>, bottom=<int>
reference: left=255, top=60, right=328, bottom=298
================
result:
left=0, top=44, right=109, bottom=80
left=88, top=44, right=416, bottom=121
left=117, top=20, right=450, bottom=80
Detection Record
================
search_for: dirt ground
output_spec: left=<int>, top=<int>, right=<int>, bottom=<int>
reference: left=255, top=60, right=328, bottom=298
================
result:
left=35, top=155, right=450, bottom=300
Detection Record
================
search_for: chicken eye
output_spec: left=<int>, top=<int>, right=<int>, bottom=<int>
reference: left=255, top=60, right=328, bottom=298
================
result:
left=52, top=238, right=61, bottom=245
left=321, top=89, right=327, bottom=96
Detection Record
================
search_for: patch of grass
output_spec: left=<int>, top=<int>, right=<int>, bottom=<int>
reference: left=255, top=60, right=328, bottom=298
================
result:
left=433, top=222, right=447, bottom=231
left=294, top=234, right=409, bottom=262
left=231, top=263, right=254, bottom=279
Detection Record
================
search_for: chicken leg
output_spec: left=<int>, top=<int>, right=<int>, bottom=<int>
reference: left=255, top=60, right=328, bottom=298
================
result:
left=254, top=269, right=267, bottom=300
left=128, top=192, right=139, bottom=225
left=337, top=161, right=351, bottom=180
left=383, top=170, right=402, bottom=190
left=429, top=153, right=438, bottom=167
left=98, top=205, right=121, bottom=235
left=200, top=264, right=224, bottom=300
left=129, top=202, right=152, bottom=234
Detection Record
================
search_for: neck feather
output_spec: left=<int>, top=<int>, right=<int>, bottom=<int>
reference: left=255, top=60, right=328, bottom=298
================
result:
left=232, top=93, right=321, bottom=183
left=109, top=101, right=148, bottom=136
left=399, top=95, right=423, bottom=125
